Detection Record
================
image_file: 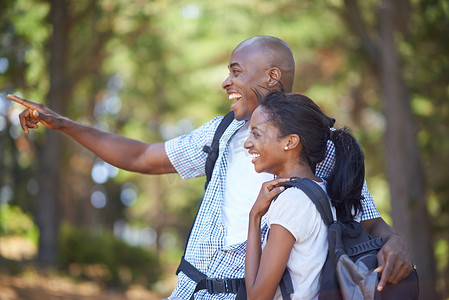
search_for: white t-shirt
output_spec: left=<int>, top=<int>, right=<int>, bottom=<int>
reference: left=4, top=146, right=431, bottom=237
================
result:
left=264, top=182, right=336, bottom=300
left=222, top=122, right=273, bottom=246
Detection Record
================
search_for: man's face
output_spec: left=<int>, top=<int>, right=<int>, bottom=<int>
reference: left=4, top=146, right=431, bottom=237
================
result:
left=222, top=45, right=270, bottom=121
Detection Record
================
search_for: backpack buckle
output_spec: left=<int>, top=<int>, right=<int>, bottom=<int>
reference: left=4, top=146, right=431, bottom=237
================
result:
left=206, top=278, right=227, bottom=294
left=203, top=145, right=213, bottom=154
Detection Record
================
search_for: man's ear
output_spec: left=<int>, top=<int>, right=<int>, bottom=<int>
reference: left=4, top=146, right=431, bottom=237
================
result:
left=267, top=67, right=282, bottom=88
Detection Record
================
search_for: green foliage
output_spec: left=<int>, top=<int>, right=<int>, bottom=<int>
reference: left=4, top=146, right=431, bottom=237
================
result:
left=435, top=239, right=449, bottom=273
left=0, top=204, right=39, bottom=243
left=2, top=0, right=449, bottom=296
left=58, top=224, right=161, bottom=288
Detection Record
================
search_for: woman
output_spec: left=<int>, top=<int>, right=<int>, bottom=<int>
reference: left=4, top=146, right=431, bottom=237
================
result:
left=244, top=91, right=365, bottom=299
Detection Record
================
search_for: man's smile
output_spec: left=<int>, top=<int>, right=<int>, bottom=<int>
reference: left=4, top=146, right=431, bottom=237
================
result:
left=229, top=93, right=242, bottom=102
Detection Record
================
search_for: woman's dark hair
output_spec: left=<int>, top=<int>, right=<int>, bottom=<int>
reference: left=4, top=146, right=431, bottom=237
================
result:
left=259, top=90, right=364, bottom=222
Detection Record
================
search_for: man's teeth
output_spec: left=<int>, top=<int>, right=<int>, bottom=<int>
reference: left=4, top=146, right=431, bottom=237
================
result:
left=250, top=153, right=260, bottom=159
left=229, top=94, right=242, bottom=101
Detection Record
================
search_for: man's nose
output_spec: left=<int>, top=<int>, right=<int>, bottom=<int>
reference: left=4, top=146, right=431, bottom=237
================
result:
left=222, top=75, right=232, bottom=90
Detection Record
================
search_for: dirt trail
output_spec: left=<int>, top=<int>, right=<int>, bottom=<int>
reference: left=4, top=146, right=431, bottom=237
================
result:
left=0, top=236, right=172, bottom=299
left=0, top=272, right=166, bottom=300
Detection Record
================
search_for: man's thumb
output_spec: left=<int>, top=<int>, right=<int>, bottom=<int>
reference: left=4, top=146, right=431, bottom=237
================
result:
left=33, top=110, right=50, bottom=123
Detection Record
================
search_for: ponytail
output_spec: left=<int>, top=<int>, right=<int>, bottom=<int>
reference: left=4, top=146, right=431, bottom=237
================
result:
left=326, top=128, right=364, bottom=222
left=259, top=91, right=365, bottom=222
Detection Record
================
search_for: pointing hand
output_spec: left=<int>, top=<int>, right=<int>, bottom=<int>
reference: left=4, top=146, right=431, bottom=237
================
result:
left=7, top=94, right=64, bottom=134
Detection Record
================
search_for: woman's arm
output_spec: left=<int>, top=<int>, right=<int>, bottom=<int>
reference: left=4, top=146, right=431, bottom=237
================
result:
left=245, top=178, right=291, bottom=300
left=246, top=222, right=295, bottom=300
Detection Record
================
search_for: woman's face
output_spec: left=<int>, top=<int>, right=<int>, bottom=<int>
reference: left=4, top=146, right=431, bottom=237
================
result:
left=244, top=106, right=287, bottom=176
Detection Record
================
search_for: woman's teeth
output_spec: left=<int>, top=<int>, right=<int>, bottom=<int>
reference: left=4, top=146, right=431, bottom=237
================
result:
left=250, top=153, right=260, bottom=159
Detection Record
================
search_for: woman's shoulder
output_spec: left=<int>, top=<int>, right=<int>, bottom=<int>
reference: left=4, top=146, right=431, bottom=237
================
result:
left=271, top=187, right=316, bottom=216
left=277, top=180, right=326, bottom=202
left=268, top=185, right=326, bottom=242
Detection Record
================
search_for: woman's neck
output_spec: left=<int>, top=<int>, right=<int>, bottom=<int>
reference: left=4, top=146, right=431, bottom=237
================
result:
left=277, top=164, right=322, bottom=182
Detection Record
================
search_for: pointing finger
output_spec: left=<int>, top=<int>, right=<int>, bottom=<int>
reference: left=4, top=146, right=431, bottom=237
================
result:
left=7, top=94, right=42, bottom=110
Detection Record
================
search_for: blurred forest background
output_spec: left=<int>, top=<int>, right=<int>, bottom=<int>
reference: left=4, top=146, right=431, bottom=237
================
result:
left=0, top=0, right=448, bottom=299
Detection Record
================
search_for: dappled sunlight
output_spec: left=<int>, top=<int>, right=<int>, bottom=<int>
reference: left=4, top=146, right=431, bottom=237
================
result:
left=0, top=236, right=36, bottom=260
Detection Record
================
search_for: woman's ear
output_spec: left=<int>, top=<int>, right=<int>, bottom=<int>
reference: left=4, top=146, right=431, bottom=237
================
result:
left=267, top=67, right=281, bottom=88
left=286, top=134, right=301, bottom=150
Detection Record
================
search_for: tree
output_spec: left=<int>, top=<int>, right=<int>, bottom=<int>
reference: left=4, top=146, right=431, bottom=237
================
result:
left=3, top=1, right=447, bottom=295
left=23, top=0, right=137, bottom=264
left=343, top=0, right=437, bottom=298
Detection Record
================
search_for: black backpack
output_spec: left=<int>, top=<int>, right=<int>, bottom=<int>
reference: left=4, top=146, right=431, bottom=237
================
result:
left=179, top=115, right=418, bottom=299
left=203, top=111, right=235, bottom=189
left=279, top=177, right=419, bottom=300
left=177, top=112, right=293, bottom=299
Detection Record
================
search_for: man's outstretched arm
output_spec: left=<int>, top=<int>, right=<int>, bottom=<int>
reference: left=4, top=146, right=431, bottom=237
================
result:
left=8, top=94, right=176, bottom=175
left=361, top=217, right=413, bottom=292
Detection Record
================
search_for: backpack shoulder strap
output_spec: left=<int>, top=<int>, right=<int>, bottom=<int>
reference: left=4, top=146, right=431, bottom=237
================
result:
left=279, top=177, right=334, bottom=226
left=179, top=112, right=235, bottom=256
left=203, top=111, right=235, bottom=190
left=176, top=112, right=236, bottom=284
left=274, top=177, right=333, bottom=300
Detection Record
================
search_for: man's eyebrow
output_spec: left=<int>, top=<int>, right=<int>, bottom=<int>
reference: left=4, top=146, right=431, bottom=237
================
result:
left=229, top=62, right=241, bottom=69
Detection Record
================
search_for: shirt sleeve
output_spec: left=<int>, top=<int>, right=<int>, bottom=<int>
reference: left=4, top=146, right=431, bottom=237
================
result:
left=164, top=116, right=223, bottom=180
left=359, top=182, right=381, bottom=221
left=315, top=140, right=381, bottom=221
left=268, top=188, right=323, bottom=242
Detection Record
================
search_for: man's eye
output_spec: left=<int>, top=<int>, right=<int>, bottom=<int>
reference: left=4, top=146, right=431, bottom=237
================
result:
left=233, top=69, right=240, bottom=76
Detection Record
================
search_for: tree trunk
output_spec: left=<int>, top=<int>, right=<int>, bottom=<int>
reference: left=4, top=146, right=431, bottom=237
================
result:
left=378, top=0, right=437, bottom=298
left=36, top=0, right=71, bottom=265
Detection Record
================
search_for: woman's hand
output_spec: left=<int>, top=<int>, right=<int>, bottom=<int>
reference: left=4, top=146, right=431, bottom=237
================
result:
left=250, top=178, right=290, bottom=219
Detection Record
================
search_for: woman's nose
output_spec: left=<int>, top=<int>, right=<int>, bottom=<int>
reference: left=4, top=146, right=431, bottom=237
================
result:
left=244, top=136, right=252, bottom=149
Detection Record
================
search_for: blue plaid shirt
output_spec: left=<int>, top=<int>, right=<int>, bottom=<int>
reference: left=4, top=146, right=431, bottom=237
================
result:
left=165, top=116, right=380, bottom=299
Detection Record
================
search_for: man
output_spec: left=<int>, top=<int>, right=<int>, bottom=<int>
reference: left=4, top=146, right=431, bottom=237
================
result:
left=9, top=36, right=412, bottom=299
